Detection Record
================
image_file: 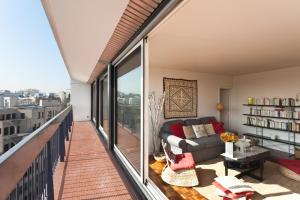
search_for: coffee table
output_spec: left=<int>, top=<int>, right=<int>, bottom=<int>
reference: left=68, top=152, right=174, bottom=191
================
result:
left=220, top=146, right=270, bottom=182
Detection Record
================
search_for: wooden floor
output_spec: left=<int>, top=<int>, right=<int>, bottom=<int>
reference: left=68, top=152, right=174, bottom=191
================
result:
left=53, top=122, right=134, bottom=200
left=149, top=158, right=207, bottom=200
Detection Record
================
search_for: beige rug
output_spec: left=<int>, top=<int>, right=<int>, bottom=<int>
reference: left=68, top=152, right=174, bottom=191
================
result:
left=193, top=157, right=300, bottom=200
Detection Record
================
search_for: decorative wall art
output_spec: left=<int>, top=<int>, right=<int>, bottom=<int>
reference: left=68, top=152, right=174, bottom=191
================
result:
left=163, top=77, right=197, bottom=119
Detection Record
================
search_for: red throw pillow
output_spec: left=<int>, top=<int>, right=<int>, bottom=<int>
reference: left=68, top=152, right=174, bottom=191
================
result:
left=209, top=120, right=225, bottom=134
left=169, top=122, right=185, bottom=139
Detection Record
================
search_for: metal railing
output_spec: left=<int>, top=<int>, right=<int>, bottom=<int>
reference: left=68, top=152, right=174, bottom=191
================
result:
left=0, top=105, right=73, bottom=200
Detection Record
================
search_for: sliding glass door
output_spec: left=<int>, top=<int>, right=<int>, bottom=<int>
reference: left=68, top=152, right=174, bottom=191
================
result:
left=98, top=73, right=109, bottom=138
left=115, top=45, right=143, bottom=174
left=92, top=82, right=97, bottom=123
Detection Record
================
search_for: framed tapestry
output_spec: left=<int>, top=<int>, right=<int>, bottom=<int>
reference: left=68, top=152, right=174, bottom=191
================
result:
left=163, top=77, right=198, bottom=119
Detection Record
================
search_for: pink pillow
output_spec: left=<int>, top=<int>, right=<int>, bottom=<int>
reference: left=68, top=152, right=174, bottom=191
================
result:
left=170, top=153, right=195, bottom=171
left=169, top=122, right=185, bottom=139
left=210, top=120, right=225, bottom=134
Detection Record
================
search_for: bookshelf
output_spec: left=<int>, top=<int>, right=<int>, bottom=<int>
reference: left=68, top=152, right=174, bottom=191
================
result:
left=243, top=104, right=300, bottom=108
left=243, top=113, right=300, bottom=121
left=243, top=99, right=300, bottom=157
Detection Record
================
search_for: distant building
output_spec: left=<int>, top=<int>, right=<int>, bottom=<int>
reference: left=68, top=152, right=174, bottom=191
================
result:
left=0, top=103, right=63, bottom=154
left=0, top=108, right=28, bottom=154
left=39, top=98, right=61, bottom=107
left=3, top=97, right=18, bottom=108
left=57, top=91, right=67, bottom=103
left=19, top=89, right=40, bottom=97
left=17, top=97, right=37, bottom=106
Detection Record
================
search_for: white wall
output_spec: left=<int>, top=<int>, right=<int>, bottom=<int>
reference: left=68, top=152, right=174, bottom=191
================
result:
left=231, top=66, right=300, bottom=152
left=149, top=68, right=233, bottom=121
left=71, top=80, right=91, bottom=121
left=147, top=67, right=233, bottom=153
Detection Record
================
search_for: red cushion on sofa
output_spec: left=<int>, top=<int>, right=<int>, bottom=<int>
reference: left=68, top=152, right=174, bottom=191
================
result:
left=170, top=153, right=196, bottom=171
left=278, top=159, right=300, bottom=174
left=210, top=120, right=225, bottom=134
left=169, top=122, right=185, bottom=139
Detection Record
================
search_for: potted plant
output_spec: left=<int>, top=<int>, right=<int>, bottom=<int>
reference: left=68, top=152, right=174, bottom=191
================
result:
left=148, top=92, right=165, bottom=162
left=220, top=132, right=239, bottom=158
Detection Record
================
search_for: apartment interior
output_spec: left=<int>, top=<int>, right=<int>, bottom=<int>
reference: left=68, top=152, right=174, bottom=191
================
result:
left=146, top=0, right=300, bottom=199
left=1, top=0, right=300, bottom=200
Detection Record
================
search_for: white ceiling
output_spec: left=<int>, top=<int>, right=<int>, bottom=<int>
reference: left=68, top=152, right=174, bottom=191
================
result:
left=148, top=0, right=300, bottom=75
left=42, top=0, right=128, bottom=82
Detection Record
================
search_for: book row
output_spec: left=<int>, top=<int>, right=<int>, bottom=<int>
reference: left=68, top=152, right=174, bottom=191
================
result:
left=249, top=108, right=300, bottom=119
left=246, top=117, right=300, bottom=132
left=247, top=97, right=300, bottom=106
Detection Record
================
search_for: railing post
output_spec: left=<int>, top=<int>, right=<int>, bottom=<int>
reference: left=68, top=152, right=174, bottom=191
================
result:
left=46, top=141, right=54, bottom=200
left=59, top=123, right=65, bottom=162
left=64, top=119, right=69, bottom=141
left=68, top=112, right=72, bottom=132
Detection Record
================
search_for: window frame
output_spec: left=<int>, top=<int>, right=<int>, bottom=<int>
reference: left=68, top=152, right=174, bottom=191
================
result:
left=98, top=70, right=109, bottom=139
left=113, top=41, right=145, bottom=181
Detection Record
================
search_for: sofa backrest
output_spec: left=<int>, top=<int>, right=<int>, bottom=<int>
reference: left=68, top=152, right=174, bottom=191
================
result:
left=199, top=116, right=216, bottom=124
left=160, top=116, right=217, bottom=136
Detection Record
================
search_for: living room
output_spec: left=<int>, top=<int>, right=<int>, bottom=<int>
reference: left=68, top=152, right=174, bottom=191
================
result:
left=145, top=0, right=300, bottom=199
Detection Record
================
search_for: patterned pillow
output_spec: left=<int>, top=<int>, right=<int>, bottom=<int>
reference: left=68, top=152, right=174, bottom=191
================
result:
left=182, top=126, right=196, bottom=139
left=204, top=124, right=216, bottom=135
left=192, top=125, right=208, bottom=138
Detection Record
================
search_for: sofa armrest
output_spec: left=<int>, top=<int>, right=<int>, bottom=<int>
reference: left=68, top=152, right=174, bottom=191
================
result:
left=160, top=132, right=187, bottom=151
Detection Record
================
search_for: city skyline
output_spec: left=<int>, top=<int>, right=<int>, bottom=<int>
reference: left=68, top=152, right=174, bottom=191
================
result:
left=0, top=1, right=70, bottom=93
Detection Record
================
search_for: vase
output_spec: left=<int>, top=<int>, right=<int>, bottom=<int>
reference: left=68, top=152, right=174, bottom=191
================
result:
left=225, top=142, right=234, bottom=157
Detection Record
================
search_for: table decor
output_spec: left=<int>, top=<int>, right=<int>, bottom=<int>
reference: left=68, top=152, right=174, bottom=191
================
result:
left=220, top=132, right=238, bottom=157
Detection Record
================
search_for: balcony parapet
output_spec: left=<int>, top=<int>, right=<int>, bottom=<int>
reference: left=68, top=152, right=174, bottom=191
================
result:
left=0, top=105, right=73, bottom=200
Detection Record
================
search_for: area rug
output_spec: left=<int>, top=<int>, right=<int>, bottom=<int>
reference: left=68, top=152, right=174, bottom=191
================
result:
left=163, top=77, right=197, bottom=119
left=193, top=157, right=300, bottom=200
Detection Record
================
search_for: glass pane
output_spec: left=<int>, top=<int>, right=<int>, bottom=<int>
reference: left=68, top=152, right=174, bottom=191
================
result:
left=116, top=47, right=141, bottom=173
left=102, top=76, right=109, bottom=134
left=92, top=82, right=97, bottom=122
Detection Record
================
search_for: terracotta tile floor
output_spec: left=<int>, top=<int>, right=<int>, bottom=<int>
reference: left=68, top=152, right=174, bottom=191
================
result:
left=53, top=122, right=133, bottom=200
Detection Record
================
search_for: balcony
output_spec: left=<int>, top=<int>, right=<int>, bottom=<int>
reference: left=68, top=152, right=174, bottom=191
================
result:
left=0, top=106, right=137, bottom=200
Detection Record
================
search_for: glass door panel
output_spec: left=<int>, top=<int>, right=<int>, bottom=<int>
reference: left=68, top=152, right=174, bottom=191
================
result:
left=102, top=75, right=109, bottom=134
left=92, top=82, right=97, bottom=123
left=116, top=46, right=142, bottom=174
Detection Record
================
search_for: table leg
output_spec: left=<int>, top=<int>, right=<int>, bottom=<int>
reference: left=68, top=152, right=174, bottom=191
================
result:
left=225, top=161, right=228, bottom=176
left=260, top=159, right=264, bottom=181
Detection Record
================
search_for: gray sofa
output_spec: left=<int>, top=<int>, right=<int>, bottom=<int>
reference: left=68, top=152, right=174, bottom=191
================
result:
left=160, top=117, right=225, bottom=163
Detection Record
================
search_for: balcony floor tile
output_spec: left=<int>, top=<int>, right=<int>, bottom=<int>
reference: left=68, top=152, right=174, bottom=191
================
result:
left=53, top=122, right=133, bottom=200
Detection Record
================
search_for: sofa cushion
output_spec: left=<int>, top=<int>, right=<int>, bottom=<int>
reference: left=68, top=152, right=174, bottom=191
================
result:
left=204, top=124, right=216, bottom=135
left=210, top=120, right=225, bottom=134
left=182, top=126, right=196, bottom=139
left=169, top=122, right=185, bottom=139
left=192, top=124, right=208, bottom=138
left=160, top=120, right=184, bottom=135
left=185, top=134, right=223, bottom=152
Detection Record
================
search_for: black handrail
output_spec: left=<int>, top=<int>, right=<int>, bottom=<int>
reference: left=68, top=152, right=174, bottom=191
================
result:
left=0, top=105, right=73, bottom=200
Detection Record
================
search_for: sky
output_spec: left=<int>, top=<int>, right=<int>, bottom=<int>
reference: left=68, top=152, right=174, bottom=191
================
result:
left=118, top=67, right=141, bottom=94
left=0, top=0, right=70, bottom=93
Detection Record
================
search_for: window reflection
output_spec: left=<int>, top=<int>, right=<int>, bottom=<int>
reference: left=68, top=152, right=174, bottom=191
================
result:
left=116, top=47, right=141, bottom=173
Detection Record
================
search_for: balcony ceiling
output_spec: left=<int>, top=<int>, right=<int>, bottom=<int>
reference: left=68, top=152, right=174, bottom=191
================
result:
left=42, top=0, right=128, bottom=82
left=148, top=0, right=300, bottom=75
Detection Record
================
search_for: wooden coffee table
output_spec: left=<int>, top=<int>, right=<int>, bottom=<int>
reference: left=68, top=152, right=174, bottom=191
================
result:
left=221, top=146, right=270, bottom=182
